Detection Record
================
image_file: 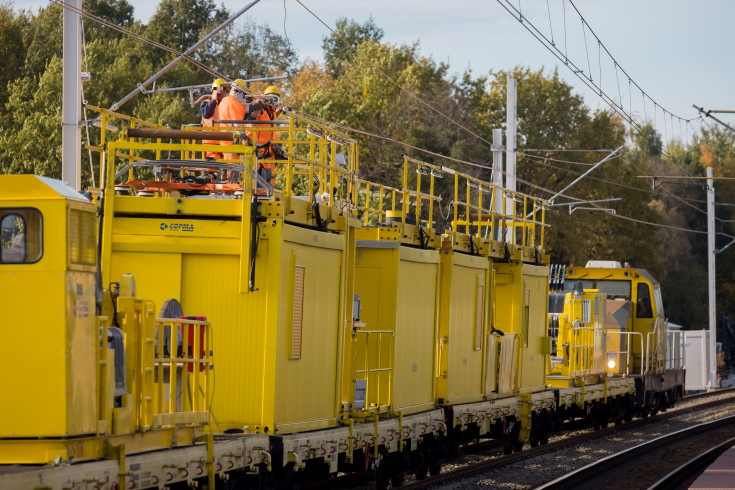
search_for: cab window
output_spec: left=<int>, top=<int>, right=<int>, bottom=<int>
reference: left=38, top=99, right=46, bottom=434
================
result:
left=636, top=283, right=653, bottom=318
left=0, top=209, right=43, bottom=263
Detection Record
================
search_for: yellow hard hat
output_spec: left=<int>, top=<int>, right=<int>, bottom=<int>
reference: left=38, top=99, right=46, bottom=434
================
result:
left=232, top=79, right=247, bottom=93
left=264, top=85, right=280, bottom=97
left=212, top=79, right=227, bottom=89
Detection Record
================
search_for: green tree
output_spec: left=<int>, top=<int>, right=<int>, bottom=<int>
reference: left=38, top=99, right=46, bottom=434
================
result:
left=0, top=57, right=63, bottom=177
left=0, top=3, right=28, bottom=105
left=212, top=20, right=299, bottom=81
left=302, top=39, right=454, bottom=191
left=145, top=0, right=229, bottom=57
left=22, top=3, right=63, bottom=79
left=322, top=17, right=384, bottom=78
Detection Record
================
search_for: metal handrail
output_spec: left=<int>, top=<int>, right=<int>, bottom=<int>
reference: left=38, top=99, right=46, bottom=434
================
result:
left=607, top=331, right=645, bottom=376
left=353, top=329, right=395, bottom=414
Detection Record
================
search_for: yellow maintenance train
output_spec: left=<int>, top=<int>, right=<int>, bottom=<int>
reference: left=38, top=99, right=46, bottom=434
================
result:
left=0, top=107, right=683, bottom=489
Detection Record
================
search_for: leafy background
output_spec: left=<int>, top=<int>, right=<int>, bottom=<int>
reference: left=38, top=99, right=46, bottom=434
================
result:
left=1, top=0, right=734, bottom=334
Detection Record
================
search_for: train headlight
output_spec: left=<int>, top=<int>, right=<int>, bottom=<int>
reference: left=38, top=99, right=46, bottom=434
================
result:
left=607, top=359, right=616, bottom=369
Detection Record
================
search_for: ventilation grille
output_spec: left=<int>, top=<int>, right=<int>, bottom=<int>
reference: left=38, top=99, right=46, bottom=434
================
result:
left=475, top=284, right=484, bottom=351
left=582, top=300, right=592, bottom=324
left=69, top=209, right=96, bottom=266
left=291, top=265, right=305, bottom=360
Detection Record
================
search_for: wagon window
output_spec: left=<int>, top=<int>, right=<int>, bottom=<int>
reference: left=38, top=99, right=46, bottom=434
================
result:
left=0, top=209, right=43, bottom=264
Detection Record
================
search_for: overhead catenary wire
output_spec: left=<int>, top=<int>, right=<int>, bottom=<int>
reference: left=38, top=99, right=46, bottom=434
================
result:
left=57, top=0, right=732, bottom=242
left=495, top=0, right=700, bottom=183
left=495, top=1, right=735, bottom=232
left=52, top=0, right=229, bottom=83
left=286, top=2, right=733, bottom=232
left=294, top=105, right=735, bottom=241
left=294, top=0, right=503, bottom=153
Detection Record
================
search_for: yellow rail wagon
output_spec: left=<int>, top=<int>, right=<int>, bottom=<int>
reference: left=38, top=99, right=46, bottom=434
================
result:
left=91, top=108, right=450, bottom=486
left=346, top=155, right=446, bottom=479
left=437, top=173, right=555, bottom=453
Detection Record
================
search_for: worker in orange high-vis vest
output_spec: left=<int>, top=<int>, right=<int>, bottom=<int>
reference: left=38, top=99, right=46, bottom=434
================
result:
left=245, top=86, right=288, bottom=182
left=199, top=78, right=227, bottom=160
left=218, top=78, right=248, bottom=161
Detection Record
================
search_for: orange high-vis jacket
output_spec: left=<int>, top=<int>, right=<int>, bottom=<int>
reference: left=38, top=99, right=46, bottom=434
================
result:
left=218, top=95, right=246, bottom=149
left=246, top=105, right=277, bottom=146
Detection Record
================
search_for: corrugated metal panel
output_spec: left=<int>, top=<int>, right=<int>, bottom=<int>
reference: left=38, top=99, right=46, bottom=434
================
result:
left=520, top=265, right=550, bottom=390
left=290, top=265, right=304, bottom=360
left=180, top=253, right=267, bottom=429
left=446, top=264, right=485, bottom=402
left=475, top=284, right=484, bottom=351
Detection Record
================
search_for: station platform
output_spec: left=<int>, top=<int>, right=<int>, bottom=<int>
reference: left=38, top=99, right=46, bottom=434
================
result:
left=690, top=443, right=735, bottom=489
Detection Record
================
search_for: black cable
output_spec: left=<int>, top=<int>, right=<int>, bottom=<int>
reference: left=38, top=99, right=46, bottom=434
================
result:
left=249, top=196, right=260, bottom=292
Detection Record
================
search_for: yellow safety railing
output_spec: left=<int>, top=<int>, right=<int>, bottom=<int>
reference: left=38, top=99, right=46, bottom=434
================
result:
left=155, top=317, right=213, bottom=425
left=352, top=329, right=395, bottom=417
left=448, top=167, right=548, bottom=251
left=114, top=293, right=157, bottom=431
left=86, top=106, right=361, bottom=216
left=98, top=288, right=213, bottom=434
left=84, top=105, right=167, bottom=180
left=353, top=156, right=444, bottom=241
left=568, top=325, right=596, bottom=378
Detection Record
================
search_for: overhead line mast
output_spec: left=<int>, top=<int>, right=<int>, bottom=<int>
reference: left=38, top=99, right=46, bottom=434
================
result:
left=62, top=0, right=82, bottom=189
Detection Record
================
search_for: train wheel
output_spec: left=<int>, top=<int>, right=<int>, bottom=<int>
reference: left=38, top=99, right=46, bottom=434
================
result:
left=376, top=469, right=389, bottom=490
left=429, top=462, right=442, bottom=477
left=391, top=473, right=406, bottom=487
left=503, top=439, right=513, bottom=455
left=529, top=420, right=539, bottom=448
left=540, top=429, right=549, bottom=445
left=513, top=439, right=523, bottom=453
left=415, top=464, right=428, bottom=480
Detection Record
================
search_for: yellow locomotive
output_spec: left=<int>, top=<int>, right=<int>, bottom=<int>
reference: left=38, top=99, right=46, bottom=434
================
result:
left=548, top=261, right=684, bottom=425
left=0, top=107, right=683, bottom=489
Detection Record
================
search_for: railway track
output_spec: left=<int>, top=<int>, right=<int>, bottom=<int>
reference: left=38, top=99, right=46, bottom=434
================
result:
left=399, top=388, right=735, bottom=489
left=648, top=436, right=735, bottom=490
left=538, top=416, right=735, bottom=489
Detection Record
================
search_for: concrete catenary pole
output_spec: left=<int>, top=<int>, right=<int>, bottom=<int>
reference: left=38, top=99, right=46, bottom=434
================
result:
left=62, top=0, right=82, bottom=189
left=492, top=128, right=504, bottom=241
left=707, top=167, right=718, bottom=389
left=506, top=77, right=517, bottom=243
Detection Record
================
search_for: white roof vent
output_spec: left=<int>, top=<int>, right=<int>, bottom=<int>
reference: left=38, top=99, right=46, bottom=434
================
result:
left=585, top=260, right=622, bottom=268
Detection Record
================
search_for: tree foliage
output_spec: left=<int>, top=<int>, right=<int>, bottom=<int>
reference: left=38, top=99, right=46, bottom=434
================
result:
left=322, top=17, right=384, bottom=78
left=3, top=9, right=735, bottom=331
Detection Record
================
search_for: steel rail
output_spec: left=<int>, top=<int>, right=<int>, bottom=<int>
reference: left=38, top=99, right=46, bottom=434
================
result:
left=402, top=389, right=735, bottom=489
left=537, top=415, right=735, bottom=489
left=647, top=437, right=735, bottom=490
